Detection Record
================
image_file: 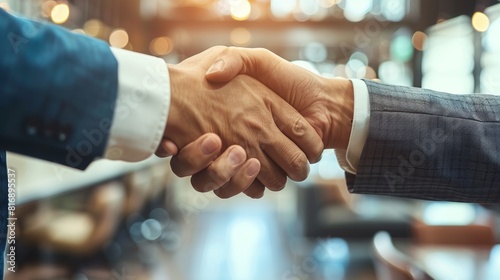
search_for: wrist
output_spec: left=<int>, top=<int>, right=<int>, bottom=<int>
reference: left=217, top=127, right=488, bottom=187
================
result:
left=322, top=78, right=354, bottom=149
left=164, top=64, right=197, bottom=146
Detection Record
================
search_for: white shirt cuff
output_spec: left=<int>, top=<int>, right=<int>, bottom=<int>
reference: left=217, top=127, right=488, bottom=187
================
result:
left=104, top=48, right=170, bottom=162
left=335, top=79, right=370, bottom=174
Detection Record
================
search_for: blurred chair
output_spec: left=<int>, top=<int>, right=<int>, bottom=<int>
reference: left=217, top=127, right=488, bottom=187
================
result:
left=372, top=231, right=431, bottom=280
left=22, top=180, right=125, bottom=255
left=412, top=218, right=496, bottom=247
left=297, top=180, right=413, bottom=238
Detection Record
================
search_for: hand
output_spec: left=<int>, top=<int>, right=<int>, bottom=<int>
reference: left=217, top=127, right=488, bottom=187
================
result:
left=156, top=133, right=264, bottom=198
left=161, top=46, right=324, bottom=197
left=205, top=47, right=355, bottom=149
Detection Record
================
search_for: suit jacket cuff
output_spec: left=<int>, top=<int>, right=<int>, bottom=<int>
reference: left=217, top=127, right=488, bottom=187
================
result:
left=335, top=79, right=370, bottom=174
left=105, top=48, right=170, bottom=162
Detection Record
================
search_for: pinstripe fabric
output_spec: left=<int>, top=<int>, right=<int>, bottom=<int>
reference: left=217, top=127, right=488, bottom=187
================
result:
left=346, top=80, right=500, bottom=203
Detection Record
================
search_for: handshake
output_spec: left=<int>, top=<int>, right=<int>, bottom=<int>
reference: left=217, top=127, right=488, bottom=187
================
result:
left=156, top=46, right=355, bottom=199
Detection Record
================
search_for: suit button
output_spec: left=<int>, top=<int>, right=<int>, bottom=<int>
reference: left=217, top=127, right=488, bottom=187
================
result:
left=58, top=124, right=71, bottom=142
left=23, top=117, right=43, bottom=136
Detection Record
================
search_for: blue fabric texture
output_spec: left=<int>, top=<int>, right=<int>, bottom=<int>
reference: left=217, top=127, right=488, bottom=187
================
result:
left=0, top=9, right=118, bottom=170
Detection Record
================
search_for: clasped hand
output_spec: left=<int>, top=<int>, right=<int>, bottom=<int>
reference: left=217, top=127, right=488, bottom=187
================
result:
left=156, top=46, right=354, bottom=199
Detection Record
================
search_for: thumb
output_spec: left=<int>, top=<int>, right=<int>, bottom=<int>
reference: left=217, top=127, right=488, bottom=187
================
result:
left=205, top=47, right=284, bottom=83
left=204, top=47, right=311, bottom=103
left=205, top=53, right=244, bottom=83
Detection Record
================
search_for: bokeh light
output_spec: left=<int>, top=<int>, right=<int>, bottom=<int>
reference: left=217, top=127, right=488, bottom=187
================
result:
left=149, top=36, right=174, bottom=56
left=109, top=29, right=129, bottom=49
left=230, top=28, right=252, bottom=46
left=84, top=19, right=104, bottom=37
left=299, top=0, right=319, bottom=16
left=412, top=31, right=427, bottom=51
left=230, top=0, right=251, bottom=21
left=349, top=51, right=369, bottom=66
left=271, top=0, right=295, bottom=19
left=390, top=35, right=413, bottom=62
left=319, top=0, right=341, bottom=8
left=346, top=59, right=366, bottom=78
left=343, top=0, right=373, bottom=22
left=381, top=0, right=407, bottom=22
left=51, top=3, right=70, bottom=24
left=472, top=12, right=490, bottom=32
left=301, top=42, right=328, bottom=62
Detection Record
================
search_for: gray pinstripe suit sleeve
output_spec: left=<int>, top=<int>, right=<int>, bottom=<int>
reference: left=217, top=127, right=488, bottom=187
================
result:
left=346, top=80, right=500, bottom=203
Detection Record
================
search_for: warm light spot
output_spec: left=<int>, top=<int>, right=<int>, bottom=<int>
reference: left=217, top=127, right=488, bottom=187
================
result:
left=51, top=3, right=70, bottom=24
left=84, top=19, right=103, bottom=37
left=41, top=0, right=57, bottom=17
left=72, top=29, right=85, bottom=35
left=271, top=0, right=295, bottom=18
left=149, top=37, right=174, bottom=56
left=0, top=2, right=9, bottom=11
left=472, top=12, right=490, bottom=32
left=364, top=66, right=377, bottom=79
left=109, top=29, right=129, bottom=49
left=412, top=31, right=427, bottom=51
left=319, top=0, right=341, bottom=8
left=230, top=0, right=251, bottom=21
left=230, top=28, right=252, bottom=46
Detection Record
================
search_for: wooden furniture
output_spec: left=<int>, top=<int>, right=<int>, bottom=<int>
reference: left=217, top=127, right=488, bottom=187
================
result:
left=412, top=219, right=496, bottom=247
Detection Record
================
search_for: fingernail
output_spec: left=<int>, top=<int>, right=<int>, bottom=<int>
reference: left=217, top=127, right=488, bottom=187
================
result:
left=201, top=136, right=219, bottom=155
left=246, top=161, right=260, bottom=177
left=228, top=148, right=245, bottom=165
left=206, top=59, right=224, bottom=74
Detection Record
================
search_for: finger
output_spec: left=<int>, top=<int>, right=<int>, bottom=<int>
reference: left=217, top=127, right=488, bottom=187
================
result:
left=205, top=48, right=324, bottom=163
left=155, top=139, right=178, bottom=157
left=205, top=47, right=286, bottom=90
left=255, top=104, right=311, bottom=182
left=261, top=130, right=309, bottom=183
left=190, top=145, right=247, bottom=192
left=205, top=47, right=312, bottom=108
left=270, top=96, right=324, bottom=163
left=243, top=180, right=265, bottom=198
left=214, top=159, right=261, bottom=199
left=242, top=141, right=290, bottom=191
left=170, top=133, right=222, bottom=177
left=254, top=152, right=288, bottom=191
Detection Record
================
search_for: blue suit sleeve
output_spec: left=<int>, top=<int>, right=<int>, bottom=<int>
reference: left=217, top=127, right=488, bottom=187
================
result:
left=0, top=10, right=118, bottom=169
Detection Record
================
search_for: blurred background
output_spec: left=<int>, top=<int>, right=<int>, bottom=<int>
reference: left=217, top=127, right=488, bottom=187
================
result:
left=3, top=0, right=500, bottom=279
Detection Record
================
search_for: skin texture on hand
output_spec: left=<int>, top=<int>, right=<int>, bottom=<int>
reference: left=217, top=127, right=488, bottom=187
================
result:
left=162, top=47, right=324, bottom=197
left=205, top=47, right=355, bottom=150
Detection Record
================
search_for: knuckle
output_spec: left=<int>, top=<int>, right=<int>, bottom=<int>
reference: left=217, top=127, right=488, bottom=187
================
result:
left=288, top=152, right=308, bottom=181
left=208, top=168, right=230, bottom=187
left=266, top=176, right=287, bottom=191
left=292, top=117, right=308, bottom=137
